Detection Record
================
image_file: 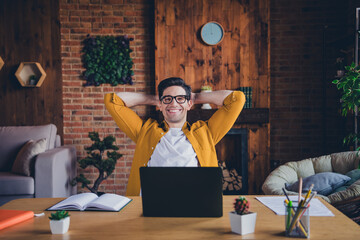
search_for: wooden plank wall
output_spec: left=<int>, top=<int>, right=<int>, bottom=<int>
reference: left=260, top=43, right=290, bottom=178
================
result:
left=155, top=0, right=270, bottom=194
left=0, top=0, right=63, bottom=139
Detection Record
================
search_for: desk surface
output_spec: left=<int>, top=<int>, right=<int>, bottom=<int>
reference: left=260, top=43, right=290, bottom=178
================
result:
left=0, top=196, right=359, bottom=239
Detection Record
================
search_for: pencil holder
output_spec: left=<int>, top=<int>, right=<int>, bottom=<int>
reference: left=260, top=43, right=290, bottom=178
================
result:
left=285, top=201, right=310, bottom=238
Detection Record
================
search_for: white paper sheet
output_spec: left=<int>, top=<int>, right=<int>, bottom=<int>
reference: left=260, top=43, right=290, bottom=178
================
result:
left=255, top=196, right=334, bottom=216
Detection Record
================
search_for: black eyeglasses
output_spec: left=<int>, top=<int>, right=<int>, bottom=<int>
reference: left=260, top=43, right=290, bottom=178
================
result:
left=160, top=95, right=190, bottom=104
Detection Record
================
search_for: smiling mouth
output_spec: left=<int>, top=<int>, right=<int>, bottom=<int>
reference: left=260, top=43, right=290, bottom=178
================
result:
left=167, top=109, right=181, bottom=113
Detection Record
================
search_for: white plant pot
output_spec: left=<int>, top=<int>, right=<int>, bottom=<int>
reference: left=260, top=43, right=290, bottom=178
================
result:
left=50, top=217, right=70, bottom=234
left=201, top=103, right=212, bottom=109
left=229, top=211, right=256, bottom=235
left=337, top=70, right=344, bottom=77
left=201, top=89, right=212, bottom=109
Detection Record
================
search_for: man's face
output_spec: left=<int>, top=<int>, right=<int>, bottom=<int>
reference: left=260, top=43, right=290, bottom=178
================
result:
left=159, top=86, right=193, bottom=128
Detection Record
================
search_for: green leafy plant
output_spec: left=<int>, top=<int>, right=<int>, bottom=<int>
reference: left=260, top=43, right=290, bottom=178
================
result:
left=201, top=85, right=212, bottom=91
left=332, top=62, right=360, bottom=153
left=71, top=132, right=123, bottom=194
left=49, top=210, right=70, bottom=220
left=82, top=35, right=134, bottom=87
left=233, top=196, right=250, bottom=215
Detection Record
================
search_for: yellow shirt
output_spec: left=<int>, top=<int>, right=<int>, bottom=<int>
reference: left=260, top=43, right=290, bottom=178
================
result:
left=104, top=91, right=245, bottom=196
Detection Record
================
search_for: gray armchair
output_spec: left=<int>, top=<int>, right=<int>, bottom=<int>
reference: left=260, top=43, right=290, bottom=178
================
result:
left=0, top=124, right=77, bottom=206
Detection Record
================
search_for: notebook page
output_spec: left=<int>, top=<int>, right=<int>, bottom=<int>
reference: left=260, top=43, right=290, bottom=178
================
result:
left=255, top=196, right=334, bottom=216
left=85, top=193, right=131, bottom=211
left=48, top=193, right=98, bottom=210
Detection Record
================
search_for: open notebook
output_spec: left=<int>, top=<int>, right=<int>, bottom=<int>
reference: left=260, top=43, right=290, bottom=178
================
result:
left=47, top=193, right=132, bottom=212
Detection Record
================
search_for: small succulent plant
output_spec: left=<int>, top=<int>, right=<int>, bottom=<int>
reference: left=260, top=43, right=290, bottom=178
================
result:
left=234, top=196, right=249, bottom=215
left=49, top=210, right=70, bottom=220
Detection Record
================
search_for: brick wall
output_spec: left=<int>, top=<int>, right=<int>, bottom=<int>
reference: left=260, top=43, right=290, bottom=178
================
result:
left=60, top=0, right=355, bottom=195
left=270, top=0, right=351, bottom=165
left=60, top=0, right=154, bottom=195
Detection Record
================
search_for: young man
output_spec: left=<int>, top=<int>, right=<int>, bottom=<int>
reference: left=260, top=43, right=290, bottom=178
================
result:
left=104, top=77, right=245, bottom=195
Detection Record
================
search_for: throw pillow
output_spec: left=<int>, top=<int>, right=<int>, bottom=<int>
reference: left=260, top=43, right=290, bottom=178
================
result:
left=332, top=169, right=360, bottom=193
left=345, top=169, right=360, bottom=186
left=11, top=138, right=47, bottom=176
left=285, top=172, right=351, bottom=196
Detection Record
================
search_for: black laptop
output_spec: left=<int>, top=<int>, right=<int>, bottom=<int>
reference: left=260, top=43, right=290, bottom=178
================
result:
left=139, top=167, right=223, bottom=217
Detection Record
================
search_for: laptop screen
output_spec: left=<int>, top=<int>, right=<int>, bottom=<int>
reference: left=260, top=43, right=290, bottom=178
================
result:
left=140, top=167, right=223, bottom=217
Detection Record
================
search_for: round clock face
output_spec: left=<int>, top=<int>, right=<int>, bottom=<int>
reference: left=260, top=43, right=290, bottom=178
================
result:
left=201, top=22, right=224, bottom=45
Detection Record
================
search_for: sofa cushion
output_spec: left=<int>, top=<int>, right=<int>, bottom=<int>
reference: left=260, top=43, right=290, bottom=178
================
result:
left=286, top=158, right=315, bottom=179
left=285, top=172, right=351, bottom=196
left=0, top=124, right=57, bottom=171
left=346, top=169, right=360, bottom=185
left=0, top=172, right=34, bottom=195
left=332, top=169, right=360, bottom=193
left=312, top=155, right=332, bottom=173
left=11, top=139, right=47, bottom=176
left=261, top=164, right=299, bottom=195
left=331, top=151, right=360, bottom=174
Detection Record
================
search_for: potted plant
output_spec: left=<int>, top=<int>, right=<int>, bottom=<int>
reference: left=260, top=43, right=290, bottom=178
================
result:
left=49, top=210, right=70, bottom=234
left=332, top=62, right=360, bottom=161
left=201, top=85, right=212, bottom=109
left=28, top=75, right=37, bottom=85
left=229, top=196, right=257, bottom=235
left=71, top=132, right=123, bottom=195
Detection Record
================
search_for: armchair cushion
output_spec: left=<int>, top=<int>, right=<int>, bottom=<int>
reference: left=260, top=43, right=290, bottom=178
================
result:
left=0, top=124, right=57, bottom=171
left=285, top=172, right=351, bottom=196
left=11, top=139, right=46, bottom=176
left=0, top=172, right=34, bottom=195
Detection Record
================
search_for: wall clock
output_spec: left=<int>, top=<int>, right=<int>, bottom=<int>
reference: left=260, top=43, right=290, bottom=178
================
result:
left=200, top=22, right=224, bottom=45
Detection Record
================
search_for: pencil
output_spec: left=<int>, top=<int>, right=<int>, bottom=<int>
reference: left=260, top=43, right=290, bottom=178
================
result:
left=282, top=187, right=290, bottom=202
left=286, top=200, right=292, bottom=230
left=297, top=178, right=303, bottom=228
left=298, top=177, right=303, bottom=202
left=304, top=191, right=317, bottom=207
left=302, top=184, right=314, bottom=206
left=299, top=191, right=317, bottom=220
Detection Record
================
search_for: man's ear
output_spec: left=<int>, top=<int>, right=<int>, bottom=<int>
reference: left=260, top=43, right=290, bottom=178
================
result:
left=186, top=100, right=193, bottom=110
left=157, top=100, right=162, bottom=109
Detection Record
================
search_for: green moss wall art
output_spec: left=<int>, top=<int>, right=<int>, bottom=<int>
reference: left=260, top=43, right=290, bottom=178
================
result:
left=81, top=35, right=134, bottom=86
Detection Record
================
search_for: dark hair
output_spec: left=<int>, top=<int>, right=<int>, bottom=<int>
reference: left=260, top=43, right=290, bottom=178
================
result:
left=158, top=77, right=192, bottom=99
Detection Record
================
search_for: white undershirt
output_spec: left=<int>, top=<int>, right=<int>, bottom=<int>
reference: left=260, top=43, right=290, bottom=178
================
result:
left=147, top=128, right=198, bottom=167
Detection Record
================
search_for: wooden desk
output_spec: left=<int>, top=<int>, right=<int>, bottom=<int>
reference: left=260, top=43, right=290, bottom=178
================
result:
left=0, top=196, right=359, bottom=239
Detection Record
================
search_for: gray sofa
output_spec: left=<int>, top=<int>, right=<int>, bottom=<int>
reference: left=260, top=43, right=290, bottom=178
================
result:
left=0, top=124, right=77, bottom=206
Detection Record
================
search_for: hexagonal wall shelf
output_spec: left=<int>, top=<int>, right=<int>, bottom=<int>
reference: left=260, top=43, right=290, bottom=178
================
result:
left=0, top=56, right=4, bottom=71
left=15, top=62, right=46, bottom=87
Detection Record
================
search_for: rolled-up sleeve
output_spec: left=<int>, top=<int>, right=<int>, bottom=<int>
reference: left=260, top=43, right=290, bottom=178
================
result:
left=207, top=91, right=245, bottom=144
left=104, top=93, right=143, bottom=143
